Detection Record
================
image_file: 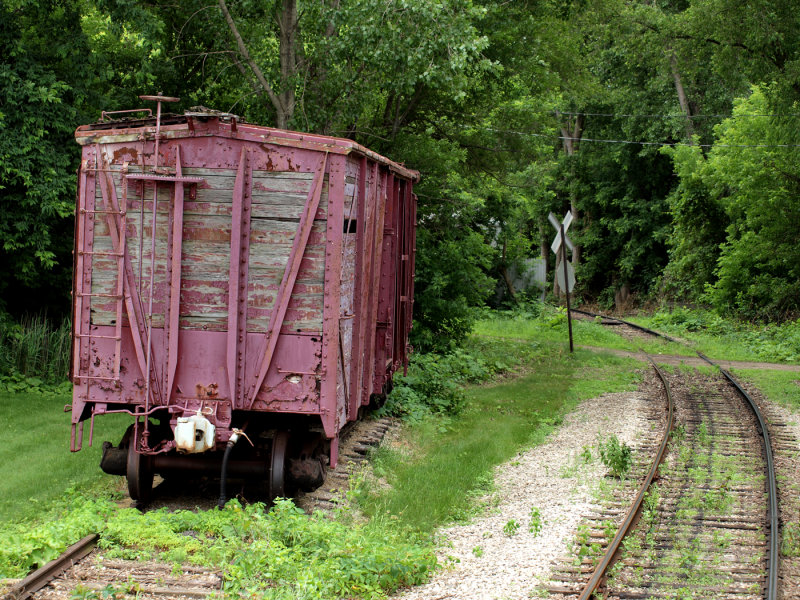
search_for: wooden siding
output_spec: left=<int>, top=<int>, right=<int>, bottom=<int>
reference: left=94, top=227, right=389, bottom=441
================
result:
left=89, top=166, right=327, bottom=334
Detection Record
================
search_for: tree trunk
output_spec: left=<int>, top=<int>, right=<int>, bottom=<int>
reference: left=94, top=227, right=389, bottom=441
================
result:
left=670, top=52, right=694, bottom=142
left=276, top=0, right=298, bottom=129
left=500, top=239, right=518, bottom=303
left=501, top=267, right=518, bottom=303
left=556, top=111, right=584, bottom=271
left=219, top=0, right=297, bottom=128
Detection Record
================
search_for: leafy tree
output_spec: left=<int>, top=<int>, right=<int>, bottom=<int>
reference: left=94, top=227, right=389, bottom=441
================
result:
left=0, top=0, right=90, bottom=313
left=671, top=88, right=800, bottom=318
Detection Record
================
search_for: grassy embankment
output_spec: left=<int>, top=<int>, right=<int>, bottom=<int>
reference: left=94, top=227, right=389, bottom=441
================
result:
left=0, top=391, right=129, bottom=522
left=630, top=307, right=800, bottom=364
left=358, top=307, right=644, bottom=532
left=0, top=313, right=131, bottom=522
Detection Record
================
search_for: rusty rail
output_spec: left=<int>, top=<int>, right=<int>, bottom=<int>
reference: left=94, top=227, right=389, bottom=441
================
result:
left=571, top=308, right=780, bottom=600
left=697, top=351, right=779, bottom=600
left=577, top=356, right=674, bottom=600
left=2, top=534, right=98, bottom=600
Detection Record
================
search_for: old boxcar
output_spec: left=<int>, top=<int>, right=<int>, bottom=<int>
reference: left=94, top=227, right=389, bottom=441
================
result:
left=70, top=96, right=417, bottom=503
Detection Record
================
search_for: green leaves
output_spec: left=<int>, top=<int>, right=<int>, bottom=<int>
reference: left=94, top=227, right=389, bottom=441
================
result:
left=2, top=495, right=435, bottom=598
left=666, top=88, right=800, bottom=318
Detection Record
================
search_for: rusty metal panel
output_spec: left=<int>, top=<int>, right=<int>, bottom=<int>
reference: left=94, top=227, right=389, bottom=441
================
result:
left=373, top=174, right=399, bottom=392
left=362, top=168, right=388, bottom=406
left=339, top=166, right=358, bottom=427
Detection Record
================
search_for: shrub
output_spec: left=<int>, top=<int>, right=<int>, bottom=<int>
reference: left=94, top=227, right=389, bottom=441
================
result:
left=0, top=313, right=71, bottom=384
left=598, top=434, right=632, bottom=478
left=381, top=346, right=505, bottom=419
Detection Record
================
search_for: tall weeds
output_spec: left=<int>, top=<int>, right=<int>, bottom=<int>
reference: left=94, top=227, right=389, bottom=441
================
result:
left=0, top=314, right=71, bottom=383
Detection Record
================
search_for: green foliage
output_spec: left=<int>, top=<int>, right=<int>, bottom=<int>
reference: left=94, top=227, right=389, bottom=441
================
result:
left=0, top=493, right=115, bottom=578
left=0, top=0, right=82, bottom=305
left=648, top=307, right=800, bottom=362
left=1, top=495, right=435, bottom=598
left=0, top=313, right=71, bottom=384
left=382, top=346, right=503, bottom=419
left=411, top=227, right=495, bottom=351
left=528, top=507, right=543, bottom=536
left=782, top=522, right=800, bottom=557
left=597, top=434, right=632, bottom=479
left=667, top=88, right=800, bottom=318
left=502, top=519, right=520, bottom=536
left=661, top=144, right=728, bottom=300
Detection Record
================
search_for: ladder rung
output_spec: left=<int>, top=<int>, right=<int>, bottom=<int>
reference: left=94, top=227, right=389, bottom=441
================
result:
left=80, top=208, right=127, bottom=215
left=76, top=334, right=122, bottom=340
left=77, top=292, right=123, bottom=299
left=126, top=174, right=204, bottom=183
left=78, top=250, right=124, bottom=257
left=73, top=375, right=121, bottom=382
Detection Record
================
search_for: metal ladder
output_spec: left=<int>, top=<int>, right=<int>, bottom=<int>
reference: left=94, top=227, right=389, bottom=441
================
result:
left=74, top=160, right=128, bottom=387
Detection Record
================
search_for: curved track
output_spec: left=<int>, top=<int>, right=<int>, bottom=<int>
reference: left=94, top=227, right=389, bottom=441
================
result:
left=568, top=309, right=779, bottom=600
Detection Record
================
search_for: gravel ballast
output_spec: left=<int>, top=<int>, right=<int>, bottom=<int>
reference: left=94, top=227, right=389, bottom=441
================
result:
left=391, top=389, right=651, bottom=600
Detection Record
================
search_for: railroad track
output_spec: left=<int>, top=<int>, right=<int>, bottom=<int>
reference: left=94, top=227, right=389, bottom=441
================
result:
left=547, top=310, right=780, bottom=600
left=4, top=416, right=394, bottom=600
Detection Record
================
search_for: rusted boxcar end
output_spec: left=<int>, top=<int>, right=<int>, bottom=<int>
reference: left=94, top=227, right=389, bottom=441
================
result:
left=71, top=96, right=418, bottom=503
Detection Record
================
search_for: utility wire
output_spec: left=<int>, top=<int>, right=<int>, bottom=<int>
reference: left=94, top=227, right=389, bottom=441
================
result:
left=555, top=110, right=800, bottom=119
left=479, top=126, right=800, bottom=148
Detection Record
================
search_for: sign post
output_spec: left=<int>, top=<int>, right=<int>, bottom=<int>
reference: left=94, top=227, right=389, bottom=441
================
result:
left=549, top=212, right=575, bottom=353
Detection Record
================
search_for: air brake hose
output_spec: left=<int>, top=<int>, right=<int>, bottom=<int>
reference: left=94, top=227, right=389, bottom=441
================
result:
left=217, top=430, right=241, bottom=508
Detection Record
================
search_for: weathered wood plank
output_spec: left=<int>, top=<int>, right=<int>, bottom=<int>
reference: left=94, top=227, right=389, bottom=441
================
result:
left=91, top=166, right=329, bottom=333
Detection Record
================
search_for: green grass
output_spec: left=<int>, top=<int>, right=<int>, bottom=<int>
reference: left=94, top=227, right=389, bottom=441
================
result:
left=629, top=309, right=800, bottom=364
left=360, top=342, right=643, bottom=532
left=0, top=390, right=130, bottom=522
left=735, top=369, right=800, bottom=413
left=473, top=309, right=691, bottom=357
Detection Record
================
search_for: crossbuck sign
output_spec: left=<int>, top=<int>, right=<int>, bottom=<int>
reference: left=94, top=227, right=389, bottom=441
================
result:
left=548, top=211, right=575, bottom=352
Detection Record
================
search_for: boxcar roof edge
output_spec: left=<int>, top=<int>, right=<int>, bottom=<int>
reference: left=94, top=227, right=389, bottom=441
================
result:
left=75, top=116, right=420, bottom=182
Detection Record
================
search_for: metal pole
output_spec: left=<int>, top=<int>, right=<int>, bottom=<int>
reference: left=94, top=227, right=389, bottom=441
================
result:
left=561, top=223, right=574, bottom=353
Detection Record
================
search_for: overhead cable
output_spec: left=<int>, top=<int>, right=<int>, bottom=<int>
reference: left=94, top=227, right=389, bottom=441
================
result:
left=480, top=127, right=800, bottom=148
left=554, top=110, right=800, bottom=119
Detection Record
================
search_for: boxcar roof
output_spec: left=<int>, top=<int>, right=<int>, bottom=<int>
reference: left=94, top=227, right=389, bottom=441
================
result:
left=75, top=112, right=420, bottom=182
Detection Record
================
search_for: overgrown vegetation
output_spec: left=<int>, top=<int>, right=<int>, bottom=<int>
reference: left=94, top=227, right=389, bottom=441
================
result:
left=381, top=336, right=541, bottom=420
left=637, top=307, right=800, bottom=363
left=598, top=434, right=633, bottom=479
left=0, top=313, right=71, bottom=385
left=0, top=495, right=435, bottom=599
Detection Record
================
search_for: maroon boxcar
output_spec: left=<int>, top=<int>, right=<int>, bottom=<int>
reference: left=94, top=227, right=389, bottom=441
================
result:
left=70, top=96, right=417, bottom=503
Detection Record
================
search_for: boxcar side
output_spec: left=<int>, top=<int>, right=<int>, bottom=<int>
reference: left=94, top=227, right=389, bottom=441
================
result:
left=70, top=100, right=417, bottom=502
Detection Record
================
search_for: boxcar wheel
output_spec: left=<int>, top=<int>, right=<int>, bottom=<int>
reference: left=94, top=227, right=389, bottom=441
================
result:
left=269, top=431, right=289, bottom=500
left=127, top=439, right=154, bottom=504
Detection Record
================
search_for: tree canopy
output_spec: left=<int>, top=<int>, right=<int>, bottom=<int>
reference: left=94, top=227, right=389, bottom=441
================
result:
left=3, top=0, right=800, bottom=342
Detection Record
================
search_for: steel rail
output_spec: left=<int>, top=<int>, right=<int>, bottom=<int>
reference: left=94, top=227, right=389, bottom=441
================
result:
left=577, top=356, right=674, bottom=600
left=2, top=534, right=98, bottom=600
left=571, top=308, right=780, bottom=600
left=697, top=351, right=779, bottom=600
left=570, top=307, right=683, bottom=343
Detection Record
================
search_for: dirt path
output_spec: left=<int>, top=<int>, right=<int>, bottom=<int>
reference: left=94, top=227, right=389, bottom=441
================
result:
left=579, top=345, right=800, bottom=372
